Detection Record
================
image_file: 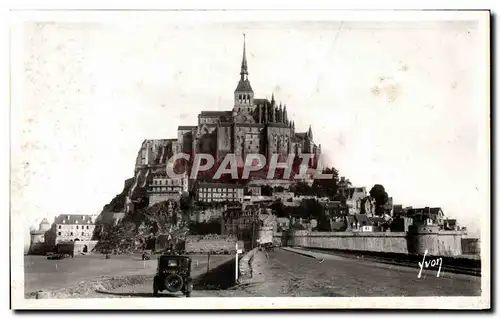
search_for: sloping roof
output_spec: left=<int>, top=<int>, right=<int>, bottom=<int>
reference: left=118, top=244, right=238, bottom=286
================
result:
left=406, top=207, right=443, bottom=217
left=276, top=217, right=290, bottom=223
left=199, top=111, right=233, bottom=117
left=354, top=214, right=371, bottom=226
left=40, top=218, right=50, bottom=225
left=325, top=201, right=343, bottom=209
left=291, top=222, right=306, bottom=230
left=178, top=125, right=197, bottom=130
left=235, top=79, right=253, bottom=92
left=54, top=214, right=95, bottom=225
left=253, top=98, right=270, bottom=105
left=295, top=132, right=307, bottom=140
left=368, top=216, right=386, bottom=225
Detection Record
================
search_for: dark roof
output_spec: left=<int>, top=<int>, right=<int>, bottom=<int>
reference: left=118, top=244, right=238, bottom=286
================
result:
left=354, top=214, right=371, bottom=226
left=406, top=207, right=443, bottom=216
left=295, top=132, right=307, bottom=140
left=178, top=125, right=197, bottom=130
left=368, top=216, right=386, bottom=225
left=235, top=79, right=253, bottom=92
left=199, top=111, right=233, bottom=117
left=253, top=98, right=270, bottom=105
left=325, top=201, right=343, bottom=209
left=54, top=214, right=95, bottom=225
left=291, top=223, right=306, bottom=230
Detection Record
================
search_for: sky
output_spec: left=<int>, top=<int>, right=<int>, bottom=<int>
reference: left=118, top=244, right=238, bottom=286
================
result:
left=11, top=12, right=489, bottom=250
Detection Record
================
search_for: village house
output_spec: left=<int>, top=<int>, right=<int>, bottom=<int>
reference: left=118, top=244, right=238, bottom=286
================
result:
left=147, top=171, right=189, bottom=205
left=196, top=182, right=245, bottom=203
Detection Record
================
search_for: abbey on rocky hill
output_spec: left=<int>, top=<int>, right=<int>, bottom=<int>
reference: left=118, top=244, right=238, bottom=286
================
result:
left=134, top=35, right=321, bottom=172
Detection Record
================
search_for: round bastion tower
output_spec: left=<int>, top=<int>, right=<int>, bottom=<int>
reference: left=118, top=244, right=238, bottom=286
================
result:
left=28, top=218, right=51, bottom=255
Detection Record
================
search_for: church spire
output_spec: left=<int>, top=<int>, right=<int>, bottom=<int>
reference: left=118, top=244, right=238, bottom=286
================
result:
left=240, top=33, right=248, bottom=80
left=279, top=103, right=283, bottom=123
left=308, top=125, right=313, bottom=140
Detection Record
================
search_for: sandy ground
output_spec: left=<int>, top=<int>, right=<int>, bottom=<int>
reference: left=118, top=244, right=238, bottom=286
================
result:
left=24, top=253, right=231, bottom=294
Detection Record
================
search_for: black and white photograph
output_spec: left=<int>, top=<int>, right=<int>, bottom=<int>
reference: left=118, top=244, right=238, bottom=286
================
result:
left=8, top=7, right=490, bottom=310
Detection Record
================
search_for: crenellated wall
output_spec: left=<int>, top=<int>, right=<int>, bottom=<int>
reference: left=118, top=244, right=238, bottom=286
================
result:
left=278, top=227, right=464, bottom=256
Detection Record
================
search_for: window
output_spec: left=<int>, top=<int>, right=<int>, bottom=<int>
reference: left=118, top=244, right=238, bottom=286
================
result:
left=58, top=225, right=61, bottom=229
left=81, top=232, right=85, bottom=236
left=76, top=226, right=79, bottom=229
left=58, top=232, right=61, bottom=236
left=70, top=232, right=73, bottom=236
left=86, top=226, right=89, bottom=229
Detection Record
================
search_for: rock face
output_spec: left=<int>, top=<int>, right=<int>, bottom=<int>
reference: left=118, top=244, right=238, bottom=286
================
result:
left=93, top=166, right=190, bottom=254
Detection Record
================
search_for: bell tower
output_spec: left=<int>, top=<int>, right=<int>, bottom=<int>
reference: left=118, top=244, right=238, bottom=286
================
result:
left=233, top=34, right=254, bottom=116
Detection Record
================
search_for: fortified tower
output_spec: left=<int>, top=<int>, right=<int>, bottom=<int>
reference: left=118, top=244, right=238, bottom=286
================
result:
left=407, top=224, right=463, bottom=256
left=28, top=218, right=52, bottom=255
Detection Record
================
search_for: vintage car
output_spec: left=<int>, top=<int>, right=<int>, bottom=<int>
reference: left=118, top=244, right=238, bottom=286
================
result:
left=153, top=254, right=193, bottom=297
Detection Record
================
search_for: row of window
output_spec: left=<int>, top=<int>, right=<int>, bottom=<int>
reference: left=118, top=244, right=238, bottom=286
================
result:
left=57, top=232, right=91, bottom=237
left=58, top=225, right=91, bottom=230
left=152, top=179, right=185, bottom=186
left=199, top=198, right=239, bottom=202
left=150, top=187, right=182, bottom=192
left=198, top=187, right=240, bottom=193
left=237, top=94, right=252, bottom=103
left=199, top=193, right=238, bottom=198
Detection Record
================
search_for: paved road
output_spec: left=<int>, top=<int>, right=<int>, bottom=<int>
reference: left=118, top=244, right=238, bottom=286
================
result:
left=243, top=249, right=481, bottom=297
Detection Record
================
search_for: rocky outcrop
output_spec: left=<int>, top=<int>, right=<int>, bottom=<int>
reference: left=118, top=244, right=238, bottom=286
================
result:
left=94, top=199, right=189, bottom=254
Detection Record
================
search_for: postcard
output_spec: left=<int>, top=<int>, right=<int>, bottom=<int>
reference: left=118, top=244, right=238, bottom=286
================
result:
left=9, top=8, right=490, bottom=310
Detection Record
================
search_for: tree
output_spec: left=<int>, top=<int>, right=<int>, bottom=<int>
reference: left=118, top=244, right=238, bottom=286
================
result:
left=369, top=184, right=389, bottom=216
left=261, top=185, right=273, bottom=196
left=311, top=167, right=340, bottom=199
left=337, top=176, right=352, bottom=198
left=294, top=182, right=313, bottom=196
left=180, top=192, right=193, bottom=212
left=269, top=200, right=287, bottom=217
left=298, top=198, right=330, bottom=231
left=274, top=186, right=285, bottom=193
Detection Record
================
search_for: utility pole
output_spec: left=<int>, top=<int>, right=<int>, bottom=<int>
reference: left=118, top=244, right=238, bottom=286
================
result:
left=207, top=253, right=210, bottom=273
left=251, top=208, right=255, bottom=250
left=235, top=242, right=242, bottom=282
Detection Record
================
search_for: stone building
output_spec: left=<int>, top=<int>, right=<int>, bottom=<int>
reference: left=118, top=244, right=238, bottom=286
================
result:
left=50, top=214, right=97, bottom=245
left=29, top=214, right=98, bottom=255
left=28, top=218, right=52, bottom=255
left=222, top=204, right=260, bottom=247
left=134, top=36, right=321, bottom=175
left=196, top=182, right=244, bottom=203
left=147, top=171, right=189, bottom=205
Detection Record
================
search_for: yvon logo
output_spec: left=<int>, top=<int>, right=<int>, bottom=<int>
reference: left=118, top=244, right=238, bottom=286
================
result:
left=417, top=249, right=443, bottom=278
